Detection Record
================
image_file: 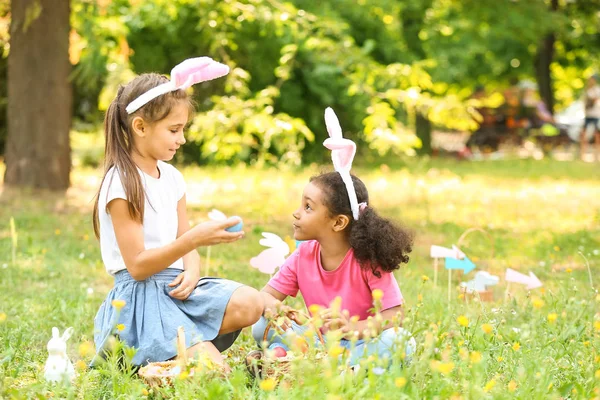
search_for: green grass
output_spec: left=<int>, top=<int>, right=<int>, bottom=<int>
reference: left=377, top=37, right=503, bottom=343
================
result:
left=1, top=157, right=599, bottom=399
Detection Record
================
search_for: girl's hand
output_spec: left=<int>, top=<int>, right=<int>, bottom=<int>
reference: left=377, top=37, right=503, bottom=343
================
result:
left=188, top=217, right=244, bottom=247
left=168, top=269, right=201, bottom=300
left=265, top=302, right=303, bottom=332
left=320, top=308, right=350, bottom=335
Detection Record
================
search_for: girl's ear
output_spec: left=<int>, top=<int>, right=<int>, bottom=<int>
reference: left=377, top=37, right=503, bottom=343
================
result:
left=332, top=214, right=350, bottom=232
left=131, top=116, right=146, bottom=137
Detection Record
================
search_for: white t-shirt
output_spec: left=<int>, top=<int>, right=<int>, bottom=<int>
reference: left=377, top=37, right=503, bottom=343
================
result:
left=585, top=86, right=600, bottom=118
left=98, top=161, right=186, bottom=275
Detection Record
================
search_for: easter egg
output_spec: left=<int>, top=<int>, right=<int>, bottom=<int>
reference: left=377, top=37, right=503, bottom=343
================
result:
left=268, top=343, right=288, bottom=358
left=225, top=216, right=243, bottom=232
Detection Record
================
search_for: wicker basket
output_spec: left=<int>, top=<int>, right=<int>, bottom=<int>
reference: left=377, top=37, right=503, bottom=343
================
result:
left=138, top=326, right=225, bottom=387
left=246, top=314, right=325, bottom=380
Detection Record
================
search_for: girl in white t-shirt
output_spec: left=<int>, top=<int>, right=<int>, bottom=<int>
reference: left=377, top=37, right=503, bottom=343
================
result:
left=580, top=74, right=600, bottom=160
left=91, top=58, right=263, bottom=370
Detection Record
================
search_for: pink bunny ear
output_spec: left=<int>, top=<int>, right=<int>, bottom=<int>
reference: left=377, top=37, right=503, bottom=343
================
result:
left=325, top=107, right=342, bottom=139
left=323, top=138, right=356, bottom=170
left=171, top=57, right=230, bottom=89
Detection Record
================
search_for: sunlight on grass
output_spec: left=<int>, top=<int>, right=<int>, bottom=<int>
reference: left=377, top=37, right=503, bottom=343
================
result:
left=1, top=158, right=599, bottom=398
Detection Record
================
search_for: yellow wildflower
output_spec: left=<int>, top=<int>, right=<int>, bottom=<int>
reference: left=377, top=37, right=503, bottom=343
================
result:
left=75, top=360, right=87, bottom=371
left=395, top=377, right=407, bottom=388
left=594, top=321, right=600, bottom=332
left=328, top=345, right=345, bottom=358
left=457, top=315, right=469, bottom=327
left=116, top=324, right=125, bottom=332
left=532, top=298, right=544, bottom=309
left=512, top=342, right=521, bottom=351
left=547, top=382, right=553, bottom=390
left=308, top=304, right=322, bottom=316
left=481, top=323, right=493, bottom=334
left=421, top=275, right=429, bottom=282
left=372, top=289, right=384, bottom=302
left=78, top=341, right=95, bottom=357
left=260, top=378, right=276, bottom=391
left=141, top=388, right=149, bottom=396
left=547, top=313, right=558, bottom=323
left=583, top=341, right=590, bottom=347
left=595, top=370, right=600, bottom=379
left=483, top=379, right=496, bottom=393
left=418, top=293, right=423, bottom=302
left=508, top=380, right=517, bottom=392
left=178, top=370, right=189, bottom=380
left=497, top=356, right=503, bottom=362
left=431, top=360, right=454, bottom=375
left=55, top=229, right=61, bottom=235
left=553, top=246, right=560, bottom=251
left=566, top=268, right=572, bottom=273
left=470, top=351, right=482, bottom=364
left=0, top=313, right=6, bottom=323
left=111, top=299, right=126, bottom=310
left=83, top=234, right=89, bottom=241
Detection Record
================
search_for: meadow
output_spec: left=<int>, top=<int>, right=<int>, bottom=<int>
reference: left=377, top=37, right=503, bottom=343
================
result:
left=1, top=155, right=599, bottom=399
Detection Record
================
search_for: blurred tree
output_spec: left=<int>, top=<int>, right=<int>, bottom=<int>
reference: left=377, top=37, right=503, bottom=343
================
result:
left=5, top=0, right=72, bottom=190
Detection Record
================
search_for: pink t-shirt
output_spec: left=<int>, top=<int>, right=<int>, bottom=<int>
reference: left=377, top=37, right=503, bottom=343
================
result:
left=268, top=240, right=404, bottom=321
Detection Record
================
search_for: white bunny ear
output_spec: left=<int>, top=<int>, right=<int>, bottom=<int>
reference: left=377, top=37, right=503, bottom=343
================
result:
left=208, top=209, right=227, bottom=221
left=325, top=107, right=343, bottom=139
left=61, top=327, right=73, bottom=342
left=258, top=232, right=290, bottom=255
left=52, top=327, right=59, bottom=338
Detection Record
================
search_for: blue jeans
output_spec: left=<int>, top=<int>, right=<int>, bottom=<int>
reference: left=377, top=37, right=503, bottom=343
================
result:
left=251, top=316, right=416, bottom=367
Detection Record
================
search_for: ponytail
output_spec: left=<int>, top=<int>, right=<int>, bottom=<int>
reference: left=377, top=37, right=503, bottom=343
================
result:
left=349, top=206, right=413, bottom=277
left=92, top=87, right=145, bottom=239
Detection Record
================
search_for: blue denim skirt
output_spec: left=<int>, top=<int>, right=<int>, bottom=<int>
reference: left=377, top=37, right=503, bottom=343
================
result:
left=93, top=268, right=243, bottom=366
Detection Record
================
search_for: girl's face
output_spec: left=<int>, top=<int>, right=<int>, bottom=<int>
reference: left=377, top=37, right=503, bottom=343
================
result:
left=137, top=101, right=189, bottom=162
left=292, top=182, right=335, bottom=241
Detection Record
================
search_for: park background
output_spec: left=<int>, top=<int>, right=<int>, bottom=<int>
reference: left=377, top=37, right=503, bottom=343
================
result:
left=1, top=1, right=600, bottom=399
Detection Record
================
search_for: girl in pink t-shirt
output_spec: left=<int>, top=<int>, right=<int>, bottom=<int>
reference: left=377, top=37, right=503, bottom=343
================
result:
left=251, top=171, right=416, bottom=367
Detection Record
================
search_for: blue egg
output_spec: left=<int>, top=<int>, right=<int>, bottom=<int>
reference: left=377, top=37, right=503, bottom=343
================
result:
left=225, top=216, right=243, bottom=232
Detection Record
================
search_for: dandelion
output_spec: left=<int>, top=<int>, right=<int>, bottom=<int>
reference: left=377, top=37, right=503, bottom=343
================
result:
left=566, top=268, right=572, bottom=273
left=457, top=315, right=469, bottom=327
left=55, top=229, right=61, bottom=235
left=431, top=360, right=454, bottom=375
left=111, top=299, right=126, bottom=310
left=372, top=289, right=384, bottom=302
left=470, top=351, right=482, bottom=364
left=594, top=321, right=600, bottom=332
left=178, top=370, right=189, bottom=380
left=0, top=313, right=6, bottom=323
left=418, top=293, right=423, bottom=302
left=78, top=341, right=94, bottom=357
left=595, top=369, right=600, bottom=379
left=260, top=378, right=276, bottom=391
left=497, top=356, right=503, bottom=362
left=75, top=360, right=87, bottom=371
left=547, top=313, right=558, bottom=323
left=116, top=324, right=125, bottom=332
left=421, top=275, right=429, bottom=282
left=141, top=388, right=149, bottom=396
left=328, top=345, right=345, bottom=358
left=309, top=304, right=322, bottom=316
left=481, top=323, right=493, bottom=334
left=512, top=342, right=521, bottom=351
left=483, top=379, right=496, bottom=393
left=508, top=380, right=517, bottom=392
left=583, top=341, right=590, bottom=347
left=553, top=246, right=560, bottom=251
left=532, top=298, right=544, bottom=309
left=395, top=377, right=407, bottom=388
left=83, top=234, right=89, bottom=241
left=547, top=382, right=553, bottom=390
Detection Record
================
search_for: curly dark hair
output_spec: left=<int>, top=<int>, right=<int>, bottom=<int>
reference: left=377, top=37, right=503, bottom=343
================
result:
left=310, top=172, right=413, bottom=277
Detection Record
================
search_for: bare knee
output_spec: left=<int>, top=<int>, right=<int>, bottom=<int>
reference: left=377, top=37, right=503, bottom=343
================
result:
left=228, top=286, right=264, bottom=327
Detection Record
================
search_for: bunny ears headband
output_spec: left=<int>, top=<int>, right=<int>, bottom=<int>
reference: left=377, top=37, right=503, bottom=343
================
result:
left=323, top=107, right=365, bottom=220
left=125, top=57, right=230, bottom=114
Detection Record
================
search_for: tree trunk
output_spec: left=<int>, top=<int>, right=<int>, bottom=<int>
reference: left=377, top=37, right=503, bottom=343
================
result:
left=534, top=0, right=558, bottom=114
left=5, top=0, right=72, bottom=190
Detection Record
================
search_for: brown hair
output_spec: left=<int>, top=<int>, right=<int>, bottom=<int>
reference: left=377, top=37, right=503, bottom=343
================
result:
left=310, top=172, right=413, bottom=277
left=92, top=73, right=194, bottom=238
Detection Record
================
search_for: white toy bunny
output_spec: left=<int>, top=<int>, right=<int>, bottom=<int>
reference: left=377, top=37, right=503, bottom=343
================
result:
left=44, top=327, right=75, bottom=383
left=250, top=232, right=291, bottom=275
